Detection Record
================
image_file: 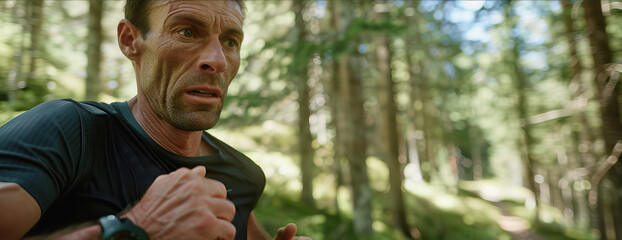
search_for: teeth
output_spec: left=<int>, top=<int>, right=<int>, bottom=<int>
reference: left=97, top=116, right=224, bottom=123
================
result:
left=193, top=90, right=215, bottom=96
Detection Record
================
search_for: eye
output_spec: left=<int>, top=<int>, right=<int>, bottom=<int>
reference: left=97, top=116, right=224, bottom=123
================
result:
left=177, top=29, right=194, bottom=38
left=225, top=39, right=238, bottom=48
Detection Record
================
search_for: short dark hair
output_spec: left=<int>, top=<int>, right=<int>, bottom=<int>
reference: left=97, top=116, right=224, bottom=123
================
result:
left=124, top=0, right=246, bottom=37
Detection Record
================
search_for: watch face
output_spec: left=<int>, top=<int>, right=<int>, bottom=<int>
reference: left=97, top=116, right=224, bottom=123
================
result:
left=111, top=230, right=142, bottom=240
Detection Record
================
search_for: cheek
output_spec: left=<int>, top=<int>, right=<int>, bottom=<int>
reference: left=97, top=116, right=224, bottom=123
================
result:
left=154, top=41, right=188, bottom=87
left=165, top=45, right=198, bottom=80
left=226, top=52, right=241, bottom=75
left=140, top=52, right=172, bottom=100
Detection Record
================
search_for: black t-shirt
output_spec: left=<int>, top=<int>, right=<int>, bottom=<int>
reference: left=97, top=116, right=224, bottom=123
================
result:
left=0, top=99, right=265, bottom=239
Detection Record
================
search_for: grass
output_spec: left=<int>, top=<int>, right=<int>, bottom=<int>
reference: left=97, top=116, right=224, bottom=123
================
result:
left=254, top=191, right=406, bottom=240
left=252, top=179, right=598, bottom=240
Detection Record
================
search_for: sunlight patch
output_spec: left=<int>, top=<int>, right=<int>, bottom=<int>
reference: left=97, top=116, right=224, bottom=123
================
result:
left=433, top=195, right=457, bottom=210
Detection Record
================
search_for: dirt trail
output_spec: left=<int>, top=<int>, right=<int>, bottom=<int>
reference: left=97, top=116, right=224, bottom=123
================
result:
left=495, top=203, right=545, bottom=240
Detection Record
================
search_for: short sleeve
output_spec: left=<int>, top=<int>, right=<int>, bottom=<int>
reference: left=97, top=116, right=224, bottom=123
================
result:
left=0, top=100, right=88, bottom=212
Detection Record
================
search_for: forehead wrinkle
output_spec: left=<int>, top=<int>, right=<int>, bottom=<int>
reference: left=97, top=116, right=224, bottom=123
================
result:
left=166, top=1, right=243, bottom=24
left=168, top=14, right=207, bottom=28
left=161, top=2, right=244, bottom=34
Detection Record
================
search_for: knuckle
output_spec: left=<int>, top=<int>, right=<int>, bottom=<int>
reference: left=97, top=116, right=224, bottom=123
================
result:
left=153, top=174, right=168, bottom=183
left=222, top=200, right=236, bottom=221
left=206, top=178, right=226, bottom=188
left=179, top=180, right=199, bottom=193
left=205, top=179, right=227, bottom=196
left=224, top=223, right=236, bottom=240
left=195, top=208, right=218, bottom=224
left=173, top=167, right=191, bottom=175
left=225, top=200, right=236, bottom=214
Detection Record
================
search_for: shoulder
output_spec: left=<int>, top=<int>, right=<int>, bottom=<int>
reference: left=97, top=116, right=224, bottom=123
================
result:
left=0, top=99, right=127, bottom=153
left=2, top=99, right=116, bottom=132
left=0, top=100, right=118, bottom=212
left=206, top=133, right=266, bottom=189
left=14, top=99, right=114, bottom=119
left=1, top=99, right=81, bottom=132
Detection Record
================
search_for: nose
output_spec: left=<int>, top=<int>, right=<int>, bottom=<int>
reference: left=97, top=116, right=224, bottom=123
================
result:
left=197, top=38, right=227, bottom=74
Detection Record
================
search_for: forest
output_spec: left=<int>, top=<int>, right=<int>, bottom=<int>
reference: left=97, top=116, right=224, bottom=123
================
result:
left=1, top=0, right=621, bottom=239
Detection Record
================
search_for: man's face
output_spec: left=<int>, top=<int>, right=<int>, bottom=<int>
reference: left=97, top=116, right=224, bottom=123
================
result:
left=137, top=0, right=244, bottom=131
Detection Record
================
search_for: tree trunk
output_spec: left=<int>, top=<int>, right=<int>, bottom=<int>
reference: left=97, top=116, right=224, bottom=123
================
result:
left=375, top=6, right=412, bottom=237
left=582, top=0, right=622, bottom=238
left=330, top=53, right=348, bottom=218
left=347, top=6, right=373, bottom=232
left=515, top=50, right=541, bottom=224
left=328, top=0, right=349, bottom=219
left=348, top=44, right=374, bottom=236
left=469, top=126, right=484, bottom=180
left=328, top=1, right=373, bottom=235
left=402, top=1, right=425, bottom=184
left=26, top=0, right=43, bottom=86
left=440, top=99, right=460, bottom=185
left=8, top=1, right=27, bottom=106
left=85, top=0, right=104, bottom=101
left=404, top=1, right=436, bottom=182
left=292, top=0, right=315, bottom=207
left=561, top=0, right=594, bottom=230
left=503, top=2, right=541, bottom=223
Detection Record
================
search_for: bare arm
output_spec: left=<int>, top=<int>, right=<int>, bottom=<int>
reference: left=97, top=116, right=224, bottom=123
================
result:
left=3, top=166, right=236, bottom=240
left=0, top=182, right=42, bottom=239
left=247, top=211, right=272, bottom=240
left=0, top=182, right=102, bottom=240
left=247, top=212, right=312, bottom=240
left=23, top=224, right=101, bottom=240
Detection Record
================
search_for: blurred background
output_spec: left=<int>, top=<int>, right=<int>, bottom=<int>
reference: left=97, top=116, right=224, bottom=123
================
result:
left=1, top=0, right=621, bottom=239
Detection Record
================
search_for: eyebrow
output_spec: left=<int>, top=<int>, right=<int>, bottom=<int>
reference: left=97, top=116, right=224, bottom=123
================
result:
left=169, top=14, right=205, bottom=28
left=223, top=28, right=244, bottom=40
left=168, top=14, right=243, bottom=38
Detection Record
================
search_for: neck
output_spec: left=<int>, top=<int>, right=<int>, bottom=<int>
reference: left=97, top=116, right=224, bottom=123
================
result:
left=128, top=96, right=212, bottom=157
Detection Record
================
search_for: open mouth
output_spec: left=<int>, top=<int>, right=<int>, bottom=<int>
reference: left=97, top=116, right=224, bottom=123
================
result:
left=188, top=90, right=217, bottom=97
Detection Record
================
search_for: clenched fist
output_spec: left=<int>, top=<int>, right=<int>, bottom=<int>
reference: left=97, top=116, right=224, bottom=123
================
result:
left=124, top=166, right=236, bottom=240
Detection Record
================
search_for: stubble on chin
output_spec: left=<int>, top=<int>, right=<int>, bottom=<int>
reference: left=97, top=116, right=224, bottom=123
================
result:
left=164, top=103, right=223, bottom=131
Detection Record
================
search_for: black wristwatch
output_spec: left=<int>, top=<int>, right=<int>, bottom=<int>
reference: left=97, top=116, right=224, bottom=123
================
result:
left=98, top=215, right=150, bottom=240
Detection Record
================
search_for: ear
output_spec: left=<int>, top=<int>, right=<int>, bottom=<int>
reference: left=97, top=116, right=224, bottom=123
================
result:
left=117, top=19, right=143, bottom=61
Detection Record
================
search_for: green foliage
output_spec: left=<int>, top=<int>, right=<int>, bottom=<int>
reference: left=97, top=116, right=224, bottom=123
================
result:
left=0, top=0, right=619, bottom=238
left=406, top=183, right=510, bottom=240
left=254, top=190, right=410, bottom=240
left=0, top=106, right=23, bottom=126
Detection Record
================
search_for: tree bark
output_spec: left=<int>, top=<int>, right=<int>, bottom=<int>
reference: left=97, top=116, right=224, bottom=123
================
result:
left=503, top=2, right=541, bottom=223
left=375, top=5, right=412, bottom=237
left=348, top=44, right=374, bottom=236
left=292, top=0, right=315, bottom=207
left=561, top=0, right=594, bottom=230
left=328, top=1, right=373, bottom=236
left=8, top=0, right=27, bottom=105
left=346, top=2, right=373, bottom=232
left=26, top=0, right=44, bottom=86
left=85, top=0, right=104, bottom=101
left=404, top=1, right=436, bottom=182
left=328, top=0, right=347, bottom=217
left=469, top=126, right=484, bottom=180
left=582, top=0, right=622, bottom=238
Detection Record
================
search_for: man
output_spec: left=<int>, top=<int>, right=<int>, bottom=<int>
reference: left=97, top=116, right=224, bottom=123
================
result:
left=0, top=0, right=308, bottom=239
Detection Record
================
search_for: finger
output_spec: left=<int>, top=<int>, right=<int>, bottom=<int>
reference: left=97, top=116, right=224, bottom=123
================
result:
left=275, top=223, right=297, bottom=240
left=191, top=165, right=207, bottom=177
left=202, top=178, right=228, bottom=199
left=215, top=219, right=237, bottom=240
left=207, top=198, right=236, bottom=222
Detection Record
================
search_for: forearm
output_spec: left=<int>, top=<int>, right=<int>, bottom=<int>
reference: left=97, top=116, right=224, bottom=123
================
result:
left=247, top=212, right=271, bottom=240
left=247, top=225, right=271, bottom=240
left=23, top=222, right=101, bottom=240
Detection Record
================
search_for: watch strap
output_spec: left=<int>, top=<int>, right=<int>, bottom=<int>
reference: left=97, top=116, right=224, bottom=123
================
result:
left=99, top=214, right=150, bottom=240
